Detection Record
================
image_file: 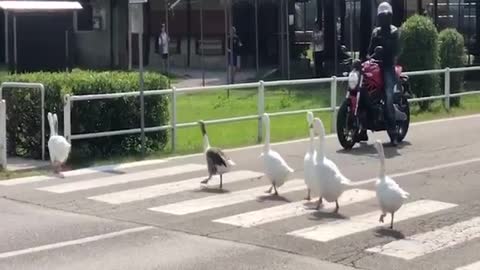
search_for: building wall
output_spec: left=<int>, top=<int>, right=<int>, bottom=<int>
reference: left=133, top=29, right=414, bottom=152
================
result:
left=74, top=0, right=112, bottom=69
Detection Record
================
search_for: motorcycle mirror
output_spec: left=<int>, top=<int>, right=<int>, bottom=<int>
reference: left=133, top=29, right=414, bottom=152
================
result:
left=342, top=72, right=349, bottom=77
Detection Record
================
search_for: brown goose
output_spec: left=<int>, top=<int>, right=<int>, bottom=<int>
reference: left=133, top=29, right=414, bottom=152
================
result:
left=198, top=121, right=236, bottom=189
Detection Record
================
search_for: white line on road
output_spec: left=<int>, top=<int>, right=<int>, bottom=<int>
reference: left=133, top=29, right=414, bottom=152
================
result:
left=366, top=216, right=480, bottom=260
left=0, top=159, right=169, bottom=186
left=0, top=226, right=153, bottom=259
left=456, top=260, right=480, bottom=270
left=37, top=163, right=205, bottom=193
left=213, top=189, right=375, bottom=228
left=62, top=159, right=169, bottom=177
left=351, top=157, right=480, bottom=187
left=287, top=200, right=457, bottom=242
left=88, top=170, right=264, bottom=204
left=0, top=175, right=54, bottom=186
left=149, top=179, right=305, bottom=215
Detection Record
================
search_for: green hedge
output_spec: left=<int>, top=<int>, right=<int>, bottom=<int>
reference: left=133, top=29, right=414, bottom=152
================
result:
left=1, top=69, right=169, bottom=163
left=399, top=15, right=440, bottom=111
left=439, top=28, right=466, bottom=107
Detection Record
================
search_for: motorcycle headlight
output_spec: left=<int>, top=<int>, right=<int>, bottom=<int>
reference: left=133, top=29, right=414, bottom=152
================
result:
left=348, top=71, right=360, bottom=89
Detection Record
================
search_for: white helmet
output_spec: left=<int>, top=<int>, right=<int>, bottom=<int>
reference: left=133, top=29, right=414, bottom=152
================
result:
left=377, top=1, right=393, bottom=15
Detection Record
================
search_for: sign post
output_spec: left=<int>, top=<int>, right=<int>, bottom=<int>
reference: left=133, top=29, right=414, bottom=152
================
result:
left=129, top=0, right=147, bottom=157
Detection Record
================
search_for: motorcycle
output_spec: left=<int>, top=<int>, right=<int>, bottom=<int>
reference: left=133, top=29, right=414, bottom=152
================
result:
left=336, top=46, right=412, bottom=150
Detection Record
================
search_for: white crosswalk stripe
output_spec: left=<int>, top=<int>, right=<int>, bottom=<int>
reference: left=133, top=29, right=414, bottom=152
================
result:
left=287, top=200, right=457, bottom=242
left=149, top=179, right=306, bottom=215
left=37, top=163, right=205, bottom=193
left=366, top=216, right=480, bottom=260
left=456, top=260, right=480, bottom=270
left=0, top=159, right=169, bottom=186
left=213, top=189, right=375, bottom=227
left=88, top=170, right=263, bottom=204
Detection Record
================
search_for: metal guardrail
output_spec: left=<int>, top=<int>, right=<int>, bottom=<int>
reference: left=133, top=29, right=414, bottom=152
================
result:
left=63, top=66, right=480, bottom=152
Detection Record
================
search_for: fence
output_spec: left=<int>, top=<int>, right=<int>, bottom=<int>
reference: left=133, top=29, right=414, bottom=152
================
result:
left=63, top=66, right=480, bottom=152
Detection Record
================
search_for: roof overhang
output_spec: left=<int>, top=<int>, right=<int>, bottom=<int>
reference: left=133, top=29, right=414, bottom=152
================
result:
left=0, top=1, right=82, bottom=12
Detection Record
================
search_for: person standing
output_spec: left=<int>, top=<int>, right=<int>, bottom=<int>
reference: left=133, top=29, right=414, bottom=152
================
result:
left=158, top=23, right=169, bottom=74
left=312, top=19, right=325, bottom=77
left=228, top=26, right=242, bottom=84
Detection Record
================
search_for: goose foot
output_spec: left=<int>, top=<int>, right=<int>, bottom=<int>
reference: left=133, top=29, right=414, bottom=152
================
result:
left=273, top=185, right=278, bottom=196
left=304, top=189, right=311, bottom=201
left=379, top=213, right=386, bottom=223
left=265, top=186, right=273, bottom=194
left=201, top=176, right=212, bottom=185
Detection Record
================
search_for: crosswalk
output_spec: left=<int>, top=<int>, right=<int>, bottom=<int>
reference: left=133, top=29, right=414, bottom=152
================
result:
left=2, top=160, right=480, bottom=269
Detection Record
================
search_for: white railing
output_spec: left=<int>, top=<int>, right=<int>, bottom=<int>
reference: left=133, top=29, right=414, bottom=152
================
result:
left=63, top=66, right=480, bottom=152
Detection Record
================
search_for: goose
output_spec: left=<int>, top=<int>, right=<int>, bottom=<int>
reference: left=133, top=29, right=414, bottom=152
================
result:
left=47, top=112, right=71, bottom=177
left=303, top=111, right=317, bottom=201
left=260, top=113, right=294, bottom=196
left=198, top=121, right=235, bottom=189
left=374, top=140, right=409, bottom=229
left=312, top=117, right=351, bottom=212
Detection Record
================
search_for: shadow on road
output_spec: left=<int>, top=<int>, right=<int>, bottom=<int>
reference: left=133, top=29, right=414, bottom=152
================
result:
left=336, top=141, right=412, bottom=159
left=374, top=227, right=406, bottom=239
left=256, top=194, right=291, bottom=203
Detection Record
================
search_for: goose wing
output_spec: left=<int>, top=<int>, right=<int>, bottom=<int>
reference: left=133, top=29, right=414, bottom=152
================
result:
left=206, top=147, right=229, bottom=167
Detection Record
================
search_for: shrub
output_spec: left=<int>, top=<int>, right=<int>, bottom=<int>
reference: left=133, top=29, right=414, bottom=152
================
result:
left=399, top=15, right=440, bottom=111
left=1, top=69, right=169, bottom=163
left=439, top=28, right=466, bottom=107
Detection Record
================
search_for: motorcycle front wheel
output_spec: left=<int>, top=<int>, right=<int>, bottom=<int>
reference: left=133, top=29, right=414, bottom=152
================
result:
left=396, top=96, right=410, bottom=142
left=337, top=100, right=357, bottom=150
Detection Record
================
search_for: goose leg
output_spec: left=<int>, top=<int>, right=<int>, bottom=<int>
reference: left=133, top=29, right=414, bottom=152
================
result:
left=265, top=185, right=273, bottom=194
left=304, top=189, right=311, bottom=201
left=379, top=213, right=386, bottom=223
left=390, top=212, right=395, bottom=229
left=316, top=197, right=323, bottom=210
left=333, top=200, right=339, bottom=213
left=219, top=174, right=223, bottom=189
left=273, top=184, right=278, bottom=196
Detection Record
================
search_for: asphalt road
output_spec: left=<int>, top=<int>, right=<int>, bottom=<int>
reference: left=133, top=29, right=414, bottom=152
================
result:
left=1, top=114, right=480, bottom=270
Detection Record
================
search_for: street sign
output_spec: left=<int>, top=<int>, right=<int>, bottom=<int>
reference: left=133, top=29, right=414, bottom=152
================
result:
left=129, top=4, right=143, bottom=34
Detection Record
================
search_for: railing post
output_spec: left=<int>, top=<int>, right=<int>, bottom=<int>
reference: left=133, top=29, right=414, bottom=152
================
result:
left=444, top=67, right=451, bottom=110
left=330, top=76, right=337, bottom=133
left=171, top=86, right=177, bottom=152
left=63, top=95, right=71, bottom=143
left=0, top=99, right=6, bottom=169
left=257, top=80, right=265, bottom=143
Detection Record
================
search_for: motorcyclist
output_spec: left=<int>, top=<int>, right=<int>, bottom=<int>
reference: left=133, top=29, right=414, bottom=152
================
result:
left=359, top=1, right=405, bottom=146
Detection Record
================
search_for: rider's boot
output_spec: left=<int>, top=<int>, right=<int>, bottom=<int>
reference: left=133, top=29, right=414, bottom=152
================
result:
left=358, top=129, right=368, bottom=142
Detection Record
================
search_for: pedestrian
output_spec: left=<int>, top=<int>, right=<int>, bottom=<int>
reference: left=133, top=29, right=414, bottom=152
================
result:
left=228, top=26, right=242, bottom=84
left=312, top=19, right=324, bottom=77
left=158, top=23, right=169, bottom=74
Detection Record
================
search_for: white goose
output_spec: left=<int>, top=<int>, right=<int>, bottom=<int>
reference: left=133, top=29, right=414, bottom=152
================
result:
left=374, top=140, right=409, bottom=229
left=303, top=111, right=317, bottom=201
left=312, top=117, right=351, bottom=212
left=260, top=113, right=294, bottom=195
left=198, top=121, right=235, bottom=189
left=47, top=112, right=71, bottom=177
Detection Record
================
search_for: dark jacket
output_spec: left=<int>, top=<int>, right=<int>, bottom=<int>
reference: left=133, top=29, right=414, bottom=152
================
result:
left=368, top=25, right=400, bottom=67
